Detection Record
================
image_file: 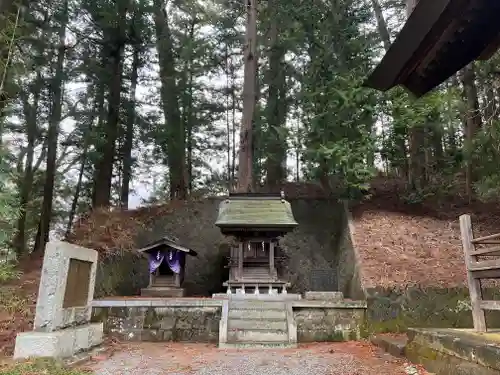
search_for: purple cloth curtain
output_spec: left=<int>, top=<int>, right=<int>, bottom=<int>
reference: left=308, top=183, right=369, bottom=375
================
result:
left=148, top=249, right=184, bottom=274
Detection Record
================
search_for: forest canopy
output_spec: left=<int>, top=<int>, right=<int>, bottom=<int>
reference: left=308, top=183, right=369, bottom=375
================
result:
left=0, top=0, right=497, bottom=257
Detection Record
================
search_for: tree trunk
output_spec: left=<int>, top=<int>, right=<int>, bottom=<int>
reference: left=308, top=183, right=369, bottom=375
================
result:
left=33, top=0, right=68, bottom=253
left=406, top=0, right=424, bottom=189
left=14, top=77, right=42, bottom=255
left=484, top=82, right=496, bottom=125
left=370, top=0, right=391, bottom=51
left=120, top=44, right=140, bottom=208
left=153, top=0, right=187, bottom=199
left=230, top=61, right=237, bottom=185
left=225, top=44, right=232, bottom=191
left=264, top=0, right=287, bottom=187
left=461, top=62, right=482, bottom=200
left=93, top=11, right=127, bottom=207
left=236, top=0, right=258, bottom=193
left=65, top=84, right=104, bottom=237
left=181, top=19, right=195, bottom=195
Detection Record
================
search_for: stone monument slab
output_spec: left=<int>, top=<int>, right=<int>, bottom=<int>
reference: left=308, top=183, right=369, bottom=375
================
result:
left=14, top=241, right=103, bottom=359
left=34, top=241, right=98, bottom=332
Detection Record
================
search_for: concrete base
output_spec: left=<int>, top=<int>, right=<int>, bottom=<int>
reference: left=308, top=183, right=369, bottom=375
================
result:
left=141, top=287, right=185, bottom=297
left=13, top=323, right=103, bottom=359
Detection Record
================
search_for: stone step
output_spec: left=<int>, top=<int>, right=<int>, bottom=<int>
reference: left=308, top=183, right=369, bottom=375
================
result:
left=227, top=329, right=289, bottom=343
left=154, top=280, right=176, bottom=285
left=228, top=308, right=287, bottom=320
left=140, top=287, right=184, bottom=298
left=370, top=334, right=407, bottom=358
left=228, top=318, right=287, bottom=331
left=219, top=342, right=297, bottom=349
left=229, top=301, right=285, bottom=310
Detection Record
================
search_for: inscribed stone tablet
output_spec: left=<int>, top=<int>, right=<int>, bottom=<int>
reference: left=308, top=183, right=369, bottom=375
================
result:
left=63, top=259, right=92, bottom=308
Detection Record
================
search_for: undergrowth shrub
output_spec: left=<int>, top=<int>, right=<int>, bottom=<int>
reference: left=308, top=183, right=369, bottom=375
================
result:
left=0, top=262, right=21, bottom=283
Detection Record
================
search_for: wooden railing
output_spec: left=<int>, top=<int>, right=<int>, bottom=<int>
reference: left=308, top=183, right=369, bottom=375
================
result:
left=460, top=214, right=500, bottom=332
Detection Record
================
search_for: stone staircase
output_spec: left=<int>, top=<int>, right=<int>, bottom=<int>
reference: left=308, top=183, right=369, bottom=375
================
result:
left=219, top=299, right=297, bottom=348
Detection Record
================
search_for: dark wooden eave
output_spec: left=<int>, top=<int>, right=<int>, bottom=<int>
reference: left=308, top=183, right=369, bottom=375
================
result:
left=137, top=236, right=198, bottom=256
left=364, top=0, right=500, bottom=98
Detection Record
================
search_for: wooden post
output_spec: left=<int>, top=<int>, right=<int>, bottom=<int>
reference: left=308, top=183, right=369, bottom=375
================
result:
left=174, top=272, right=181, bottom=287
left=460, top=214, right=487, bottom=332
left=150, top=269, right=158, bottom=287
left=238, top=242, right=244, bottom=280
left=269, top=241, right=275, bottom=278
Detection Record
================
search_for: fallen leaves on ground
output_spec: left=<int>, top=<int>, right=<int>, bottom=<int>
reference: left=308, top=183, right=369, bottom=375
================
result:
left=351, top=182, right=500, bottom=288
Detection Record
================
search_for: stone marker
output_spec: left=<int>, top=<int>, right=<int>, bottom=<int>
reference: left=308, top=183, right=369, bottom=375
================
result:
left=14, top=241, right=103, bottom=359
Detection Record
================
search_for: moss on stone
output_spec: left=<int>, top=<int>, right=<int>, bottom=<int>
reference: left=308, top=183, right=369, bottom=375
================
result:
left=363, top=286, right=500, bottom=333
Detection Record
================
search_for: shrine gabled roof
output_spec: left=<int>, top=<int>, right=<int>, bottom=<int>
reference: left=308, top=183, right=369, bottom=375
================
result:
left=364, top=0, right=500, bottom=97
left=215, top=194, right=298, bottom=230
left=137, top=235, right=198, bottom=256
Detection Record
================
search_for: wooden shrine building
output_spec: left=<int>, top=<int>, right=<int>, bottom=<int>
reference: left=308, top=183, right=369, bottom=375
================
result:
left=215, top=192, right=298, bottom=294
left=365, top=0, right=500, bottom=97
left=138, top=236, right=197, bottom=297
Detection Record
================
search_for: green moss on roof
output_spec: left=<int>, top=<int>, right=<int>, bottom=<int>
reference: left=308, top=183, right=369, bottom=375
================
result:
left=215, top=197, right=298, bottom=228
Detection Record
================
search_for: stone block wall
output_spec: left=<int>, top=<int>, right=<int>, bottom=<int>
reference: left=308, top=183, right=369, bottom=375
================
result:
left=292, top=301, right=366, bottom=342
left=92, top=304, right=221, bottom=343
left=405, top=328, right=500, bottom=375
left=335, top=201, right=365, bottom=300
left=365, top=286, right=500, bottom=333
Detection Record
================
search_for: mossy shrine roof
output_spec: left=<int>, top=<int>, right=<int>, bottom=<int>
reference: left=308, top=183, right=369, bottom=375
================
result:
left=215, top=193, right=298, bottom=231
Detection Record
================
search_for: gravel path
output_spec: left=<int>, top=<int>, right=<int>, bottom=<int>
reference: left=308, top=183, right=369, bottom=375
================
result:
left=86, top=342, right=423, bottom=375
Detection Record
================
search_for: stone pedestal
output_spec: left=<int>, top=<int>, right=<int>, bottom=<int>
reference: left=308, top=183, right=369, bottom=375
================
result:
left=14, top=323, right=103, bottom=359
left=13, top=241, right=103, bottom=360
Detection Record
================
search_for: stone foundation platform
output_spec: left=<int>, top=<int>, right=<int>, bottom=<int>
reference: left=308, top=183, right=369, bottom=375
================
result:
left=91, top=294, right=367, bottom=344
left=14, top=323, right=103, bottom=359
left=405, top=328, right=500, bottom=375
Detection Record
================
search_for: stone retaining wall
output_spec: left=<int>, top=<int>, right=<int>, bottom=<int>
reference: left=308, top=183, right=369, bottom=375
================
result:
left=91, top=300, right=221, bottom=343
left=365, top=287, right=500, bottom=333
left=405, top=328, right=500, bottom=375
left=292, top=300, right=367, bottom=342
left=91, top=298, right=368, bottom=343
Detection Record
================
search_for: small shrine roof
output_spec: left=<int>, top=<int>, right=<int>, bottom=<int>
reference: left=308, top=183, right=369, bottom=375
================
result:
left=137, top=235, right=198, bottom=256
left=364, top=0, right=500, bottom=97
left=215, top=193, right=298, bottom=230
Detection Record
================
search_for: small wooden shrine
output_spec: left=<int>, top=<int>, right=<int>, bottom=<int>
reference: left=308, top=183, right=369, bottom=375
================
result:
left=365, top=0, right=500, bottom=97
left=137, top=236, right=197, bottom=297
left=215, top=192, right=298, bottom=294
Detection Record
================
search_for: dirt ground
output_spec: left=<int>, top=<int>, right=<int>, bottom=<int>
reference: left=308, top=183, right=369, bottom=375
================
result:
left=0, top=256, right=42, bottom=357
left=84, top=342, right=430, bottom=375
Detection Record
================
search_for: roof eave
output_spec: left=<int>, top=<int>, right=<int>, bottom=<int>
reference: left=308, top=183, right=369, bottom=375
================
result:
left=137, top=238, right=198, bottom=257
left=364, top=0, right=455, bottom=92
